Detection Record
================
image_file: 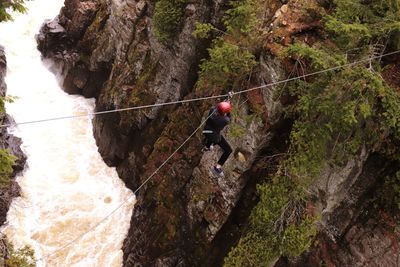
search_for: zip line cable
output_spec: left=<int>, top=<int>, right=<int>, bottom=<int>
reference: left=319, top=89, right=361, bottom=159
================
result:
left=1, top=49, right=400, bottom=129
left=38, top=109, right=217, bottom=262
left=0, top=94, right=227, bottom=128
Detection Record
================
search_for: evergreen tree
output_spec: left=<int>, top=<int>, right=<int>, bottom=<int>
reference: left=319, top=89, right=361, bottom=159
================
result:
left=0, top=0, right=27, bottom=22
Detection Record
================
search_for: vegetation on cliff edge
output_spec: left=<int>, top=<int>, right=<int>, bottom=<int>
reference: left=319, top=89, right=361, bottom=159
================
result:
left=0, top=0, right=27, bottom=22
left=153, top=0, right=189, bottom=43
left=193, top=0, right=260, bottom=91
left=0, top=95, right=18, bottom=188
left=225, top=0, right=400, bottom=265
left=0, top=235, right=35, bottom=267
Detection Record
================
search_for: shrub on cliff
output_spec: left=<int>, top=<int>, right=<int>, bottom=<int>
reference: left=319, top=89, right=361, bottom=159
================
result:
left=198, top=40, right=256, bottom=89
left=0, top=0, right=27, bottom=22
left=324, top=0, right=400, bottom=49
left=194, top=0, right=261, bottom=91
left=0, top=149, right=16, bottom=188
left=0, top=235, right=35, bottom=267
left=225, top=177, right=317, bottom=266
left=153, top=0, right=188, bottom=43
left=0, top=97, right=17, bottom=188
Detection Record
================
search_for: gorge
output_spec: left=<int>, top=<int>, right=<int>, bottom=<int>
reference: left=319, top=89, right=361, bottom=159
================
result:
left=1, top=0, right=400, bottom=266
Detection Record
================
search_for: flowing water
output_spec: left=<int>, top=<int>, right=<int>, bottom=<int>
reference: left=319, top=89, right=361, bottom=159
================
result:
left=0, top=1, right=135, bottom=266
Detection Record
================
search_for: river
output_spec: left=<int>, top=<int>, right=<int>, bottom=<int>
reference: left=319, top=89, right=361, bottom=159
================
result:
left=0, top=1, right=135, bottom=266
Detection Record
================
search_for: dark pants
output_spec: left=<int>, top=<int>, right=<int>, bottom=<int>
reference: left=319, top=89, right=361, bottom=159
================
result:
left=204, top=135, right=232, bottom=166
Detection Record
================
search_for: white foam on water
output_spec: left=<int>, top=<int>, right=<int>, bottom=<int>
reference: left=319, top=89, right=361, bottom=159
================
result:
left=0, top=1, right=135, bottom=266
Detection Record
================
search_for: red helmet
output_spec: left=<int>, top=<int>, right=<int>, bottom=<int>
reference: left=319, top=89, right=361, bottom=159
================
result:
left=217, top=101, right=232, bottom=114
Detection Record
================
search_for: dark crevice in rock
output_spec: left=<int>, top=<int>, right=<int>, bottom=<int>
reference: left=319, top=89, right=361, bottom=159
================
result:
left=63, top=60, right=111, bottom=97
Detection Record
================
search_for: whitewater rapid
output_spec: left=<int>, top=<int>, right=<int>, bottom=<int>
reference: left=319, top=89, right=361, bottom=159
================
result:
left=0, top=1, right=135, bottom=266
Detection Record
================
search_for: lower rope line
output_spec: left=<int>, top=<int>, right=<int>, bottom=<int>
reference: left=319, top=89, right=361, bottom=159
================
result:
left=38, top=108, right=217, bottom=263
left=0, top=94, right=227, bottom=128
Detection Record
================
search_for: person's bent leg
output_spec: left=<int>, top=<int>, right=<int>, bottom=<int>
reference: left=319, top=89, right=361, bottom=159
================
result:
left=205, top=136, right=213, bottom=148
left=217, top=135, right=232, bottom=166
left=202, top=134, right=214, bottom=152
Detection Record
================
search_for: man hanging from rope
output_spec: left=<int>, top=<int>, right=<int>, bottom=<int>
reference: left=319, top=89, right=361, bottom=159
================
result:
left=202, top=94, right=233, bottom=177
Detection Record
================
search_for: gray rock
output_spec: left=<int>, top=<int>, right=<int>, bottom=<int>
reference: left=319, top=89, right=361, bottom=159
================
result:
left=37, top=0, right=400, bottom=265
left=0, top=45, right=26, bottom=227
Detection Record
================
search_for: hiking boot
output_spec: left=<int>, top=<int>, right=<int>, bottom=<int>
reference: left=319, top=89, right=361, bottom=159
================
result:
left=202, top=145, right=214, bottom=152
left=212, top=166, right=224, bottom=177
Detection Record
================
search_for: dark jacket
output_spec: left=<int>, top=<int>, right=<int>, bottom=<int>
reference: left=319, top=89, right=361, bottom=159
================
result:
left=203, top=107, right=231, bottom=143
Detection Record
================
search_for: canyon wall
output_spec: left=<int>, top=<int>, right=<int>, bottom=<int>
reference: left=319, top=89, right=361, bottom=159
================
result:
left=37, top=0, right=400, bottom=266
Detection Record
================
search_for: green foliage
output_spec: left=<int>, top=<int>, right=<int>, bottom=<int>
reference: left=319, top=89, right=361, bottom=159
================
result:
left=224, top=232, right=275, bottom=267
left=193, top=0, right=261, bottom=40
left=324, top=0, right=400, bottom=49
left=284, top=0, right=400, bottom=182
left=286, top=43, right=346, bottom=71
left=195, top=0, right=260, bottom=91
left=286, top=66, right=393, bottom=182
left=198, top=39, right=255, bottom=89
left=0, top=96, right=17, bottom=188
left=0, top=98, right=4, bottom=114
left=280, top=216, right=318, bottom=257
left=225, top=177, right=317, bottom=266
left=153, top=0, right=188, bottom=43
left=285, top=51, right=400, bottom=185
left=1, top=235, right=36, bottom=267
left=223, top=0, right=258, bottom=36
left=5, top=245, right=36, bottom=267
left=0, top=0, right=27, bottom=22
left=0, top=96, right=17, bottom=114
left=227, top=102, right=249, bottom=138
left=0, top=149, right=16, bottom=188
left=192, top=22, right=215, bottom=39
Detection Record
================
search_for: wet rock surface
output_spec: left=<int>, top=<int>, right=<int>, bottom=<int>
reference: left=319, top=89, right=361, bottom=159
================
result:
left=0, top=46, right=26, bottom=226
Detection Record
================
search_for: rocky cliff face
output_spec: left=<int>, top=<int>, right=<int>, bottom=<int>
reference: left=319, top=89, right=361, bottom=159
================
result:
left=274, top=152, right=400, bottom=267
left=37, top=0, right=400, bottom=266
left=0, top=46, right=27, bottom=226
left=37, top=0, right=280, bottom=264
